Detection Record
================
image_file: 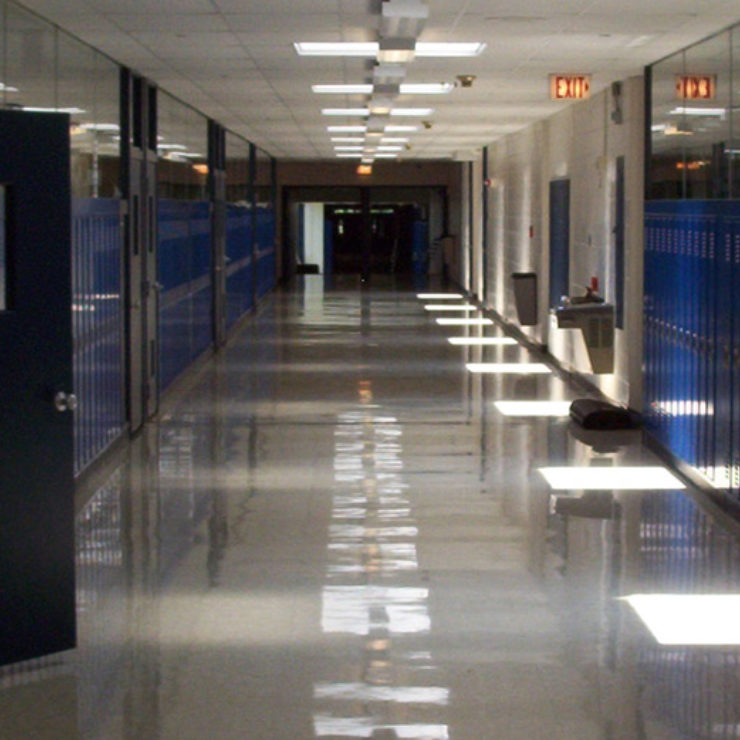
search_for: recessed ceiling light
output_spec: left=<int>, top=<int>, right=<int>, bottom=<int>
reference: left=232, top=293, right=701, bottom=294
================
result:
left=23, top=106, right=86, bottom=114
left=295, top=41, right=486, bottom=58
left=493, top=401, right=572, bottom=416
left=415, top=42, right=486, bottom=57
left=417, top=293, right=464, bottom=299
left=327, top=126, right=367, bottom=133
left=537, top=466, right=685, bottom=490
left=448, top=337, right=516, bottom=346
left=294, top=42, right=378, bottom=56
left=623, top=594, right=740, bottom=645
left=466, top=363, right=551, bottom=374
left=424, top=304, right=476, bottom=311
left=436, top=318, right=493, bottom=326
left=313, top=84, right=373, bottom=94
left=390, top=108, right=434, bottom=116
left=669, top=107, right=725, bottom=117
left=400, top=83, right=453, bottom=94
left=323, top=108, right=370, bottom=116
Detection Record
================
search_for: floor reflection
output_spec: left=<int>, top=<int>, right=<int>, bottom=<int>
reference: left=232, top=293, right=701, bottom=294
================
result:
left=1, top=281, right=740, bottom=739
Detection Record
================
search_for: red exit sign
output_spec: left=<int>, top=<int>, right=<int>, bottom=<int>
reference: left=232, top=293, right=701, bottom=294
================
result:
left=676, top=75, right=716, bottom=100
left=550, top=74, right=591, bottom=100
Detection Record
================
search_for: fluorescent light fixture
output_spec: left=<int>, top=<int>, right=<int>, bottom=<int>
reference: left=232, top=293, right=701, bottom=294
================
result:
left=336, top=153, right=363, bottom=158
left=313, top=84, right=373, bottom=94
left=390, top=108, right=434, bottom=116
left=331, top=137, right=365, bottom=143
left=378, top=145, right=403, bottom=152
left=0, top=82, right=19, bottom=92
left=415, top=42, right=486, bottom=57
left=334, top=145, right=364, bottom=151
left=624, top=594, right=740, bottom=645
left=400, top=83, right=454, bottom=94
left=417, top=293, right=463, bottom=299
left=366, top=131, right=384, bottom=138
left=22, top=106, right=86, bottom=114
left=424, top=304, right=476, bottom=311
left=537, top=466, right=685, bottom=490
left=295, top=41, right=485, bottom=58
left=494, top=401, right=572, bottom=417
left=436, top=318, right=493, bottom=326
left=323, top=108, right=370, bottom=116
left=385, top=125, right=419, bottom=132
left=466, top=363, right=551, bottom=374
left=361, top=157, right=375, bottom=164
left=448, top=337, right=516, bottom=346
left=80, top=122, right=120, bottom=132
left=177, top=152, right=205, bottom=159
left=381, top=137, right=410, bottom=143
left=375, top=153, right=400, bottom=158
left=378, top=38, right=416, bottom=64
left=669, top=106, right=725, bottom=117
left=295, top=42, right=377, bottom=56
left=327, top=126, right=367, bottom=133
left=157, top=143, right=188, bottom=150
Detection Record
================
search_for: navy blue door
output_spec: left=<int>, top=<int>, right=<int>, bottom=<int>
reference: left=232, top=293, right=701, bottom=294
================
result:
left=549, top=179, right=570, bottom=308
left=0, top=111, right=76, bottom=666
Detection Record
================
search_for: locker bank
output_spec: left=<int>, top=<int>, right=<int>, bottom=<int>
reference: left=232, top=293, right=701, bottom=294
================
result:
left=1, top=2, right=740, bottom=738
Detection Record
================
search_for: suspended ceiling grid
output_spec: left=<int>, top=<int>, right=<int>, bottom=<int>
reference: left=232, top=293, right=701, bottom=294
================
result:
left=13, top=0, right=740, bottom=159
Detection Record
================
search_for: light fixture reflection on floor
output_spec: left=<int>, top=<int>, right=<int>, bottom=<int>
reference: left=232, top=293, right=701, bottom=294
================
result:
left=624, top=594, right=740, bottom=645
left=424, top=304, right=476, bottom=311
left=538, top=466, right=685, bottom=490
left=494, top=401, right=572, bottom=416
left=448, top=337, right=516, bottom=346
left=436, top=318, right=492, bottom=326
left=417, top=293, right=463, bottom=299
left=466, top=362, right=551, bottom=374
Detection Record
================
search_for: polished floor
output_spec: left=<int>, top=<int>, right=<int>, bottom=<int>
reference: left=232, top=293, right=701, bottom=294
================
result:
left=2, top=277, right=740, bottom=740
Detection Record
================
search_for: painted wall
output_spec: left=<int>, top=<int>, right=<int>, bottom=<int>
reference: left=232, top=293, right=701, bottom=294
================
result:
left=478, top=77, right=645, bottom=408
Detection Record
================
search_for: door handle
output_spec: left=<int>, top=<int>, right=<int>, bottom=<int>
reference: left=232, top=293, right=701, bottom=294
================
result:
left=54, top=392, right=78, bottom=413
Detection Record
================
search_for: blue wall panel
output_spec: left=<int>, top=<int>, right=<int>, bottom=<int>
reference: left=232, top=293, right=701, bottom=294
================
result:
left=158, top=199, right=213, bottom=392
left=645, top=200, right=740, bottom=497
left=72, top=198, right=125, bottom=476
left=225, top=204, right=253, bottom=327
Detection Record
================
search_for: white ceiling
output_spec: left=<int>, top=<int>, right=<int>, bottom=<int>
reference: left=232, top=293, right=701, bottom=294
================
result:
left=15, top=0, right=740, bottom=160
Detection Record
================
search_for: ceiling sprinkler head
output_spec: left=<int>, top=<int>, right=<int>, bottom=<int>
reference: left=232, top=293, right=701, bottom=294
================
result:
left=456, top=74, right=476, bottom=88
left=422, top=120, right=433, bottom=129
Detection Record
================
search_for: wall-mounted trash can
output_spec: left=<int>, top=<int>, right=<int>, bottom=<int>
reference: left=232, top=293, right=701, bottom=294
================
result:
left=511, top=272, right=538, bottom=325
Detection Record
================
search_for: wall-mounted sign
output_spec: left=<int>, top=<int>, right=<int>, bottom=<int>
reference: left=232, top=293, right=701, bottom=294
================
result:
left=675, top=75, right=716, bottom=100
left=549, top=74, right=591, bottom=100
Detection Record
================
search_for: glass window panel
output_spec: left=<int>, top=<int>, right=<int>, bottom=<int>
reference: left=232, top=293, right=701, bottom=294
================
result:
left=255, top=147, right=274, bottom=207
left=58, top=34, right=96, bottom=198
left=732, top=26, right=740, bottom=198
left=650, top=51, right=686, bottom=199
left=4, top=3, right=55, bottom=112
left=226, top=131, right=250, bottom=204
left=683, top=31, right=731, bottom=199
left=157, top=92, right=208, bottom=201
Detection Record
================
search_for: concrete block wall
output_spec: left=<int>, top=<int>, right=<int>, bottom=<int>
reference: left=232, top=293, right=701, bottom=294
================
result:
left=477, top=77, right=645, bottom=409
